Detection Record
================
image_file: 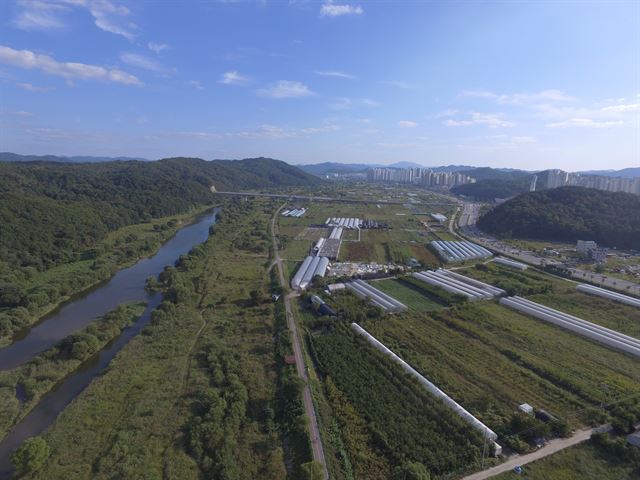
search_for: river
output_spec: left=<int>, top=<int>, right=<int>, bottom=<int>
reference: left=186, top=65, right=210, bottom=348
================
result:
left=0, top=211, right=216, bottom=371
left=0, top=210, right=216, bottom=477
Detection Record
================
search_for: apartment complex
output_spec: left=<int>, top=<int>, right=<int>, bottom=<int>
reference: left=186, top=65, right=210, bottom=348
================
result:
left=545, top=169, right=640, bottom=195
left=367, top=167, right=475, bottom=188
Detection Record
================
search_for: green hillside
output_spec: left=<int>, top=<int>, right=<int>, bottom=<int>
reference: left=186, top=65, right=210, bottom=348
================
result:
left=0, top=157, right=319, bottom=270
left=477, top=186, right=640, bottom=249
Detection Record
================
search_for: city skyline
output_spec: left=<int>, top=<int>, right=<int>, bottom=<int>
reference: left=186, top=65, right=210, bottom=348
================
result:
left=1, top=1, right=639, bottom=170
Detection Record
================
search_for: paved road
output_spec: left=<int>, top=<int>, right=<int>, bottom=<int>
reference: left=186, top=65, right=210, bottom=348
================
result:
left=461, top=426, right=607, bottom=480
left=270, top=206, right=329, bottom=479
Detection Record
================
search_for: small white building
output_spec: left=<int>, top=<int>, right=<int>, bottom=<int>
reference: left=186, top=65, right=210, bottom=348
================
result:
left=577, top=240, right=598, bottom=255
left=519, top=403, right=534, bottom=415
left=431, top=213, right=448, bottom=223
left=326, top=283, right=346, bottom=294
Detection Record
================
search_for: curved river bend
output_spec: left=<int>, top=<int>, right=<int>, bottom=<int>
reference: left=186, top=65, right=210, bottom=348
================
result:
left=0, top=211, right=216, bottom=477
left=0, top=211, right=216, bottom=370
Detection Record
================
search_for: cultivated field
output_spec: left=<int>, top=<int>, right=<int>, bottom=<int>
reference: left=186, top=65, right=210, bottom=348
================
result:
left=372, top=278, right=445, bottom=311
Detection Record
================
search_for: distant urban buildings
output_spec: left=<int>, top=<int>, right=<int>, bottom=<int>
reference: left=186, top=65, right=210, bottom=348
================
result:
left=543, top=169, right=640, bottom=195
left=367, top=167, right=475, bottom=188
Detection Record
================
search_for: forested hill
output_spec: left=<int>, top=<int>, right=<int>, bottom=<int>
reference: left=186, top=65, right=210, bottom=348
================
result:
left=477, top=186, right=640, bottom=249
left=0, top=157, right=319, bottom=269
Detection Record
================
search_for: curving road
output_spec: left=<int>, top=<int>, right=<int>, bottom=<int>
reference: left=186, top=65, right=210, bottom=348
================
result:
left=270, top=206, right=329, bottom=479
left=461, top=425, right=610, bottom=480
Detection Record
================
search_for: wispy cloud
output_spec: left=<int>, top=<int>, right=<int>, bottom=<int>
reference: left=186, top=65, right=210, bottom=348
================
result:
left=315, top=70, right=356, bottom=80
left=120, top=52, right=164, bottom=72
left=546, top=118, right=624, bottom=128
left=16, top=81, right=52, bottom=92
left=602, top=103, right=640, bottom=113
left=434, top=108, right=459, bottom=118
left=13, top=0, right=137, bottom=40
left=88, top=0, right=137, bottom=40
left=257, top=80, right=314, bottom=98
left=398, top=120, right=418, bottom=128
left=12, top=0, right=69, bottom=31
left=0, top=45, right=142, bottom=86
left=443, top=112, right=515, bottom=128
left=168, top=123, right=339, bottom=140
left=187, top=80, right=204, bottom=90
left=382, top=80, right=412, bottom=89
left=147, top=42, right=169, bottom=54
left=460, top=89, right=575, bottom=105
left=329, top=97, right=378, bottom=110
left=320, top=1, right=363, bottom=17
left=218, top=71, right=249, bottom=86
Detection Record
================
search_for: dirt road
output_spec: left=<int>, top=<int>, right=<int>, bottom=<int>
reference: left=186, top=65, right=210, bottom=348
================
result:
left=270, top=206, right=329, bottom=479
left=461, top=426, right=607, bottom=480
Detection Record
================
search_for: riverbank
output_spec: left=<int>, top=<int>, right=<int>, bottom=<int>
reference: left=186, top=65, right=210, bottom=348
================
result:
left=0, top=302, right=146, bottom=441
left=8, top=198, right=307, bottom=480
left=0, top=205, right=214, bottom=348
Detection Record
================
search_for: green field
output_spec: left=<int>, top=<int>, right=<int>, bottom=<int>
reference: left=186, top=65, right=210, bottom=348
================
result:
left=461, top=263, right=640, bottom=338
left=372, top=278, right=445, bottom=311
left=20, top=199, right=309, bottom=480
left=360, top=301, right=640, bottom=434
left=309, top=323, right=486, bottom=479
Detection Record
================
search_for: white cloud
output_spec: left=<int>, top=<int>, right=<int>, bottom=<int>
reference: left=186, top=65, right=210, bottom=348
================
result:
left=0, top=45, right=142, bottom=86
left=171, top=123, right=339, bottom=140
left=329, top=97, right=378, bottom=110
left=88, top=0, right=136, bottom=40
left=120, top=52, right=163, bottom=72
left=256, top=80, right=314, bottom=98
left=218, top=71, right=249, bottom=86
left=320, top=1, right=363, bottom=17
left=602, top=103, right=640, bottom=113
left=461, top=89, right=575, bottom=105
left=443, top=112, right=515, bottom=128
left=398, top=120, right=418, bottom=128
left=315, top=70, right=355, bottom=80
left=147, top=42, right=169, bottom=54
left=13, top=0, right=137, bottom=40
left=13, top=0, right=69, bottom=31
left=546, top=118, right=624, bottom=128
left=16, top=81, right=52, bottom=92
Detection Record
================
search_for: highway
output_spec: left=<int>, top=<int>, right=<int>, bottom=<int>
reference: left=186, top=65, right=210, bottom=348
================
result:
left=270, top=206, right=329, bottom=479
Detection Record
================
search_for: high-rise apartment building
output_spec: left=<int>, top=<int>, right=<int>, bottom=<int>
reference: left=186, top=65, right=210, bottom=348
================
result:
left=367, top=167, right=475, bottom=188
left=543, top=169, right=640, bottom=195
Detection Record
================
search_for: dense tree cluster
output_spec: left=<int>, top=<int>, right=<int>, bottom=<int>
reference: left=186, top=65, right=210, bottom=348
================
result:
left=0, top=157, right=319, bottom=271
left=478, top=187, right=640, bottom=249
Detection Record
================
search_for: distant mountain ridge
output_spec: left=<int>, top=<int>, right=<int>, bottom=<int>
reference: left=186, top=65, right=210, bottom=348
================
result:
left=0, top=152, right=150, bottom=163
left=297, top=161, right=479, bottom=176
left=577, top=167, right=640, bottom=178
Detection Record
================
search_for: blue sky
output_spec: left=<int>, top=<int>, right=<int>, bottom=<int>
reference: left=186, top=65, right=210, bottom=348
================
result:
left=0, top=0, right=638, bottom=170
